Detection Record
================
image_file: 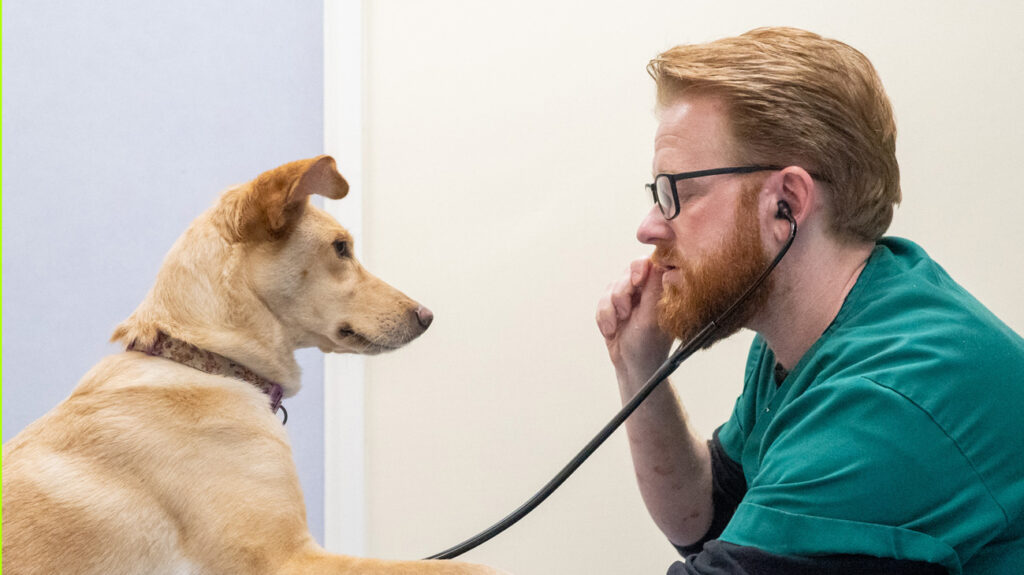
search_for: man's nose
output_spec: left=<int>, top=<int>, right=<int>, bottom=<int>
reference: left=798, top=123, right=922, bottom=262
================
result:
left=636, top=205, right=673, bottom=245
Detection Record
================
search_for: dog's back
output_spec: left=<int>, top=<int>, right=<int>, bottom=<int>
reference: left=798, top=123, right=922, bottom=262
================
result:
left=3, top=354, right=308, bottom=574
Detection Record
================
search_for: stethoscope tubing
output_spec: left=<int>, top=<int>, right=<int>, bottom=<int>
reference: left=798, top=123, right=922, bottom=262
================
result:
left=427, top=204, right=796, bottom=560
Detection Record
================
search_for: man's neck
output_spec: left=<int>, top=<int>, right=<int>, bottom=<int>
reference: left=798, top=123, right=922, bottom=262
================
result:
left=753, top=240, right=874, bottom=371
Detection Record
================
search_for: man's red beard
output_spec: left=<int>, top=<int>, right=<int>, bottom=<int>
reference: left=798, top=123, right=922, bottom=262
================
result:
left=653, top=188, right=772, bottom=348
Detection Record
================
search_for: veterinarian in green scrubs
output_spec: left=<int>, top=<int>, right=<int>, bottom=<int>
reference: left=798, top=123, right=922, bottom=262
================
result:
left=596, top=27, right=1024, bottom=574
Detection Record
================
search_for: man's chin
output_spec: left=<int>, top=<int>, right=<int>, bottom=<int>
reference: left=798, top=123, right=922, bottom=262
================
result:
left=657, top=285, right=746, bottom=349
left=657, top=287, right=701, bottom=343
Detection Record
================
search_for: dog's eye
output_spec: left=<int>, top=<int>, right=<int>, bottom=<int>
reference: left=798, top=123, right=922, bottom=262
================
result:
left=332, top=240, right=350, bottom=259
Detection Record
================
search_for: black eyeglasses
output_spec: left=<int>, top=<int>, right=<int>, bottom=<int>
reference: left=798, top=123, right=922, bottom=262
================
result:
left=646, top=165, right=785, bottom=220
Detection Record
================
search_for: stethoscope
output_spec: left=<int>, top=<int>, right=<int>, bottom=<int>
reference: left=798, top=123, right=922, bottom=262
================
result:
left=427, top=200, right=797, bottom=560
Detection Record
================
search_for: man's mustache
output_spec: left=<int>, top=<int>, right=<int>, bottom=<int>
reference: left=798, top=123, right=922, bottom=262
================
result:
left=651, top=245, right=683, bottom=270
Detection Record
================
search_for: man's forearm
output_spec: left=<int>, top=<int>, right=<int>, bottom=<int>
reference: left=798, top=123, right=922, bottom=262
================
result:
left=618, top=373, right=714, bottom=546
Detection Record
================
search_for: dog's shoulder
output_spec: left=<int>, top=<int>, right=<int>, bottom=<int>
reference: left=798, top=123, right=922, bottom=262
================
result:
left=7, top=352, right=288, bottom=464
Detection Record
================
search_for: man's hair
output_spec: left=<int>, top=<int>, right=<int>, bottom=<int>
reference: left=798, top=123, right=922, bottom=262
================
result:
left=648, top=27, right=900, bottom=243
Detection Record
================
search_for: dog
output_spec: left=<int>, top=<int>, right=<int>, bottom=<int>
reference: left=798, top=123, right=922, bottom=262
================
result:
left=2, top=156, right=507, bottom=575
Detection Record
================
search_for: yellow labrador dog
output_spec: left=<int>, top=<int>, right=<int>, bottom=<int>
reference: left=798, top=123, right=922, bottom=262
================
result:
left=2, top=157, right=506, bottom=575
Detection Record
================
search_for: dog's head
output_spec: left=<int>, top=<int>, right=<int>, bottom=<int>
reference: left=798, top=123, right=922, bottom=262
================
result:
left=114, top=156, right=432, bottom=365
left=222, top=155, right=433, bottom=355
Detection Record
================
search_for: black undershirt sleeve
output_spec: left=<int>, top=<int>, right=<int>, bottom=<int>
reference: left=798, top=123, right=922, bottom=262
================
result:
left=668, top=540, right=948, bottom=575
left=666, top=427, right=948, bottom=574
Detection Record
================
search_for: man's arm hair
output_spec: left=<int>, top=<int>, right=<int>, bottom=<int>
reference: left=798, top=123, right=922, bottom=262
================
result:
left=673, top=428, right=746, bottom=556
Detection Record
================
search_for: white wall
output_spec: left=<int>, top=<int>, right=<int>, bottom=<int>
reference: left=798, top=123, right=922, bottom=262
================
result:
left=338, top=2, right=1024, bottom=574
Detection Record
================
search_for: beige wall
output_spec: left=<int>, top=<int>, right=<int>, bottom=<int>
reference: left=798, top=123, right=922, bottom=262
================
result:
left=352, top=2, right=1024, bottom=574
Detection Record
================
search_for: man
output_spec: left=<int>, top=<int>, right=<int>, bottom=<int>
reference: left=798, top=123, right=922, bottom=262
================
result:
left=596, top=27, right=1024, bottom=574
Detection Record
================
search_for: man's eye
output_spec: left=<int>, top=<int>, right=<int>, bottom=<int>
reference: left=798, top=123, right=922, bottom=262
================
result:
left=676, top=181, right=702, bottom=204
left=333, top=240, right=350, bottom=258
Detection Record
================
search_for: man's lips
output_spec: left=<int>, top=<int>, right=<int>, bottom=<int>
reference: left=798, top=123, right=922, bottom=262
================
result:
left=651, top=259, right=679, bottom=272
left=651, top=246, right=683, bottom=277
left=651, top=257, right=682, bottom=287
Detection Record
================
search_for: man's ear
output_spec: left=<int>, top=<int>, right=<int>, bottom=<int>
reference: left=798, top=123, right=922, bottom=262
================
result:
left=766, top=166, right=815, bottom=243
left=220, top=155, right=350, bottom=241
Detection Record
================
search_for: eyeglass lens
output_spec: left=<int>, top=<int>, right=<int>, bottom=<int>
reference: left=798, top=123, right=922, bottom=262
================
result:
left=655, top=176, right=676, bottom=218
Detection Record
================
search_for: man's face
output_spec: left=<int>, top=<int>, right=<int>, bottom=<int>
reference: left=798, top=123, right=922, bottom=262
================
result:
left=638, top=95, right=772, bottom=346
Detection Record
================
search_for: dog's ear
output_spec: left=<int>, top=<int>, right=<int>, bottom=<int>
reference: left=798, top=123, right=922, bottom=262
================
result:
left=254, top=155, right=350, bottom=232
left=220, top=155, right=350, bottom=241
left=290, top=155, right=350, bottom=202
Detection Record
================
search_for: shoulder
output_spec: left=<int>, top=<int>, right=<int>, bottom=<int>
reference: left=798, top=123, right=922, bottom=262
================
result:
left=834, top=238, right=1024, bottom=372
left=805, top=238, right=1024, bottom=467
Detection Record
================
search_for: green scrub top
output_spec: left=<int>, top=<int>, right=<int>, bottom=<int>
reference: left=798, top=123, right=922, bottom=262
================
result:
left=717, top=237, right=1024, bottom=574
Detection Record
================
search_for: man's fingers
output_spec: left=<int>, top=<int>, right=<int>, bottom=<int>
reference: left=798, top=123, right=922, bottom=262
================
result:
left=597, top=257, right=662, bottom=341
left=636, top=262, right=666, bottom=314
left=596, top=293, right=619, bottom=339
left=629, top=258, right=651, bottom=288
left=610, top=276, right=636, bottom=321
left=598, top=273, right=638, bottom=339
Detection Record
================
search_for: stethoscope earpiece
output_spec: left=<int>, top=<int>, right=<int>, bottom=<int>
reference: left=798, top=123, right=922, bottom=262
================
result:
left=776, top=200, right=794, bottom=222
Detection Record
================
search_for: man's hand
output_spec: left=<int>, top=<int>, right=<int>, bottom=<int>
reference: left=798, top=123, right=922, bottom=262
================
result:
left=596, top=257, right=675, bottom=383
left=597, top=257, right=715, bottom=546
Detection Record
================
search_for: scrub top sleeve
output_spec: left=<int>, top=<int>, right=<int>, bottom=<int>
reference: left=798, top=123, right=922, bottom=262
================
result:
left=718, top=377, right=1003, bottom=574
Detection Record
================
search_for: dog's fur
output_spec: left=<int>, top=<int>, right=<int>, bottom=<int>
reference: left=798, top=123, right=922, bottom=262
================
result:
left=2, top=157, right=506, bottom=575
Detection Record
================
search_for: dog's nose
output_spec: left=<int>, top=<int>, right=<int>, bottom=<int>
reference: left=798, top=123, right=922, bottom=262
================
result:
left=415, top=305, right=434, bottom=329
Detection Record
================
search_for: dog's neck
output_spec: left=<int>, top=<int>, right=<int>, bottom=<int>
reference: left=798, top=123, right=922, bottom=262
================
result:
left=128, top=332, right=286, bottom=420
left=111, top=214, right=305, bottom=396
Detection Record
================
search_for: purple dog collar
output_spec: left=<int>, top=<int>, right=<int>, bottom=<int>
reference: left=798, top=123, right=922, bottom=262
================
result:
left=128, top=332, right=288, bottom=424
